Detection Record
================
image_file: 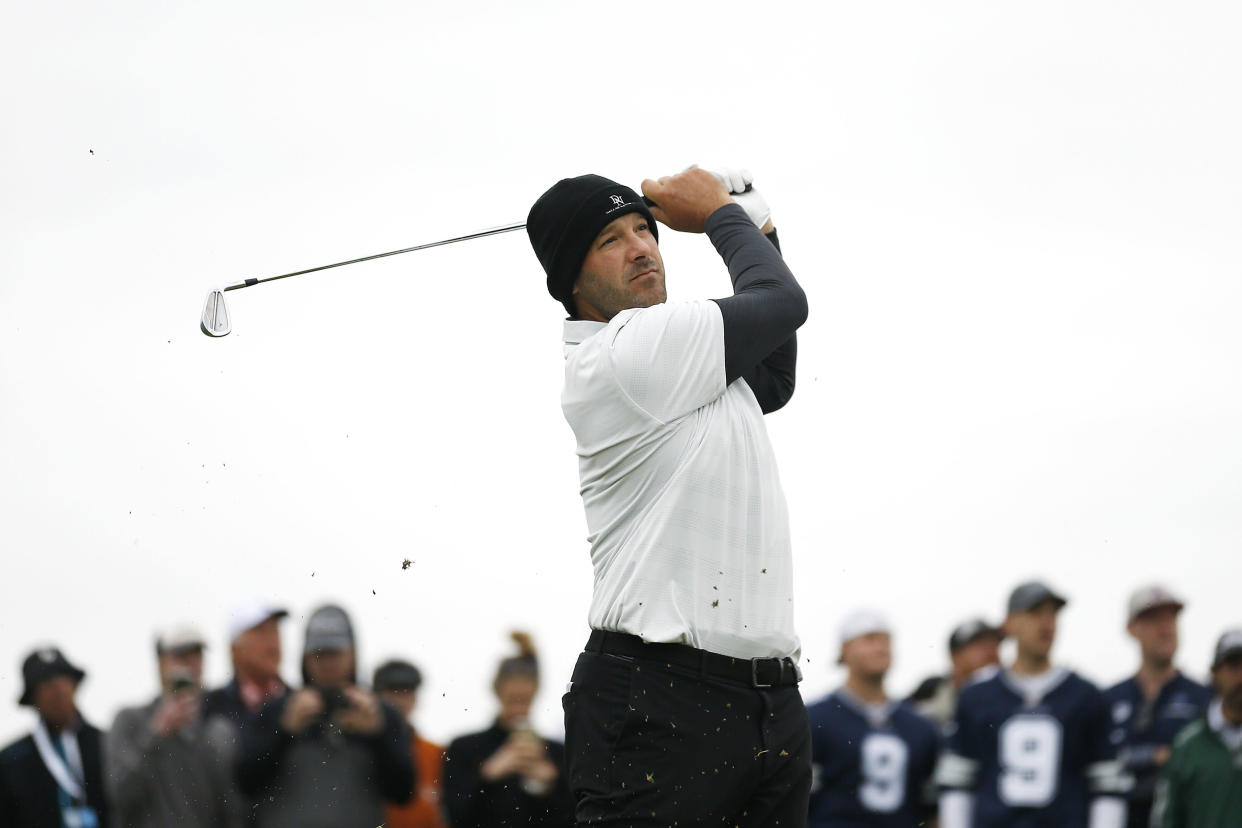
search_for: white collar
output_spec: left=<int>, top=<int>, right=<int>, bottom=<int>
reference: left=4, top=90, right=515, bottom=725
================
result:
left=1002, top=666, right=1070, bottom=708
left=562, top=319, right=606, bottom=347
left=1207, top=699, right=1242, bottom=752
left=836, top=686, right=899, bottom=728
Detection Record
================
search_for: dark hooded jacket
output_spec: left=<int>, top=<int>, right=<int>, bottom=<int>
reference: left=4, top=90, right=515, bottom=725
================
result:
left=234, top=605, right=414, bottom=828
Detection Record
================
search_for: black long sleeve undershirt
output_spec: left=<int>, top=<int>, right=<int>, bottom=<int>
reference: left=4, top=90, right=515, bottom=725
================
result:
left=706, top=204, right=807, bottom=413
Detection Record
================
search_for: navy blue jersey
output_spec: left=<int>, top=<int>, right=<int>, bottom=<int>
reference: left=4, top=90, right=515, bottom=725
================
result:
left=1103, top=673, right=1211, bottom=828
left=808, top=689, right=940, bottom=827
left=939, top=668, right=1124, bottom=828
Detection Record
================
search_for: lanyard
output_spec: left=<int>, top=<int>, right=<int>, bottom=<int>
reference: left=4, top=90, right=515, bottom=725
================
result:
left=32, top=720, right=86, bottom=803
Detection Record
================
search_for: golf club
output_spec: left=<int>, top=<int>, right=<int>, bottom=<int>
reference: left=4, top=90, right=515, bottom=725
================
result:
left=198, top=187, right=748, bottom=337
left=199, top=221, right=526, bottom=337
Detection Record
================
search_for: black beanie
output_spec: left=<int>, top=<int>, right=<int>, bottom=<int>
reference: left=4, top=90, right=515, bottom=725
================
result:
left=527, top=174, right=659, bottom=315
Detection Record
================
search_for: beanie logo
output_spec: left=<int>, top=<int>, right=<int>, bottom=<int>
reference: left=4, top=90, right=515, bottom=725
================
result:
left=610, top=195, right=626, bottom=208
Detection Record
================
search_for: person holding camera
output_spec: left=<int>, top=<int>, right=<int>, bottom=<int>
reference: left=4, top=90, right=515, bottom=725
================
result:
left=442, top=632, right=573, bottom=827
left=106, top=624, right=243, bottom=828
left=237, top=604, right=414, bottom=828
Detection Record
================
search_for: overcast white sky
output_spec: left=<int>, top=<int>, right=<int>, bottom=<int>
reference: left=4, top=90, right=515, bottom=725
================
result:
left=2, top=0, right=1239, bottom=749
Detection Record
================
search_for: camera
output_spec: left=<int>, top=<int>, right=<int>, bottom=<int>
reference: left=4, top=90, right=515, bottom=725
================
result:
left=319, top=687, right=350, bottom=715
left=169, top=670, right=196, bottom=693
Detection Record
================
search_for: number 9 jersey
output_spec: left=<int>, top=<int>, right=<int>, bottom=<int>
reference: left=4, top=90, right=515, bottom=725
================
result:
left=807, top=690, right=941, bottom=827
left=936, top=667, right=1129, bottom=828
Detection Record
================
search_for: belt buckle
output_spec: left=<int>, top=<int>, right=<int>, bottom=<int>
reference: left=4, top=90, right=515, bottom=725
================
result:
left=751, top=657, right=777, bottom=688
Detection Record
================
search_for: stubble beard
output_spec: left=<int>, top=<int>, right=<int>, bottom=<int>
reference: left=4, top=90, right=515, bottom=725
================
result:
left=621, top=258, right=666, bottom=310
left=583, top=260, right=667, bottom=320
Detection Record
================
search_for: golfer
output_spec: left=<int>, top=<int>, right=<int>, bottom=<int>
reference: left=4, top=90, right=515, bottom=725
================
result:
left=527, top=166, right=810, bottom=826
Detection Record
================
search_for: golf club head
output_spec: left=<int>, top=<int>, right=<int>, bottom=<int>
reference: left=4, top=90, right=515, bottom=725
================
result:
left=200, top=290, right=231, bottom=337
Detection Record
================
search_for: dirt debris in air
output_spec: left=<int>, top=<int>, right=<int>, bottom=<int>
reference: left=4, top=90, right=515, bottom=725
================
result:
left=401, top=559, right=412, bottom=570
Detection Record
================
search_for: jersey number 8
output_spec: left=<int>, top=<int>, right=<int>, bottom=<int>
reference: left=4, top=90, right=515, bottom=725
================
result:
left=859, top=733, right=908, bottom=813
left=998, top=714, right=1062, bottom=807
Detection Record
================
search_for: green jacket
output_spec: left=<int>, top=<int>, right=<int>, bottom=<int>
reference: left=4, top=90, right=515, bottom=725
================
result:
left=1152, top=717, right=1242, bottom=828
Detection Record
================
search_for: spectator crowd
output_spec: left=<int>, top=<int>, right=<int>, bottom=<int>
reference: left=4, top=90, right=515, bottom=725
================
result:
left=0, top=602, right=571, bottom=828
left=1, top=581, right=1238, bottom=827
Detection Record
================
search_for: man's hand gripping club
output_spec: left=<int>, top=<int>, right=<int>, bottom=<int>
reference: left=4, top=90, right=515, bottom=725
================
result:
left=641, top=168, right=736, bottom=234
left=642, top=167, right=774, bottom=234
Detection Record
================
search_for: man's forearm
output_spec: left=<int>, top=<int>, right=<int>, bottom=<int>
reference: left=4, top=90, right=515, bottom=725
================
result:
left=707, top=205, right=807, bottom=391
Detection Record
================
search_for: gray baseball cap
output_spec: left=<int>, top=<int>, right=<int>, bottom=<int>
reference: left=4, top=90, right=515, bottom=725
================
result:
left=1007, top=580, right=1068, bottom=615
left=304, top=604, right=355, bottom=653
left=1127, top=585, right=1184, bottom=622
left=1213, top=628, right=1242, bottom=669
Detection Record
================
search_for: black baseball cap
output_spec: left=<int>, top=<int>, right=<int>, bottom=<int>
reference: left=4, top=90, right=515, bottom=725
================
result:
left=373, top=659, right=423, bottom=692
left=949, top=619, right=1003, bottom=653
left=1007, top=580, right=1068, bottom=615
left=19, top=647, right=86, bottom=706
left=1213, top=628, right=1242, bottom=669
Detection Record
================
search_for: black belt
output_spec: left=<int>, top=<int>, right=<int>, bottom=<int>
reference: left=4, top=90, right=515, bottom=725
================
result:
left=585, top=630, right=801, bottom=688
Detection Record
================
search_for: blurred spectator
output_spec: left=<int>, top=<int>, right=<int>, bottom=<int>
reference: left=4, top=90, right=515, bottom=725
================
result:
left=936, top=581, right=1128, bottom=828
left=0, top=647, right=109, bottom=827
left=202, top=599, right=290, bottom=730
left=1103, top=585, right=1211, bottom=828
left=908, top=618, right=1002, bottom=733
left=442, top=632, right=572, bottom=827
left=1150, top=628, right=1242, bottom=827
left=236, top=604, right=413, bottom=828
left=807, top=610, right=939, bottom=827
left=374, top=659, right=447, bottom=828
left=105, top=624, right=243, bottom=828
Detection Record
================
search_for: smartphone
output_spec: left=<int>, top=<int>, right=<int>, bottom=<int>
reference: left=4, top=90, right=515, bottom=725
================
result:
left=169, top=671, right=196, bottom=693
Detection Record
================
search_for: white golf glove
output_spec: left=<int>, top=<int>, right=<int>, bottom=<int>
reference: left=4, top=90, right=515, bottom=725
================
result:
left=709, top=167, right=753, bottom=195
left=702, top=166, right=771, bottom=231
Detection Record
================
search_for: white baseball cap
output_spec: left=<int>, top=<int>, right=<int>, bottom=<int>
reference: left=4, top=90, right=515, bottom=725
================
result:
left=228, top=599, right=289, bottom=643
left=156, top=624, right=206, bottom=655
left=1127, top=584, right=1184, bottom=623
left=839, top=609, right=892, bottom=647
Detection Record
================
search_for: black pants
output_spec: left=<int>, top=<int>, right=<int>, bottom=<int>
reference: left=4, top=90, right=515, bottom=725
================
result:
left=562, top=647, right=811, bottom=826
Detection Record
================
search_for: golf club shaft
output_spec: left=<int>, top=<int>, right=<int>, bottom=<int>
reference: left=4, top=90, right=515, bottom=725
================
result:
left=221, top=221, right=527, bottom=293
left=199, top=190, right=745, bottom=337
left=217, top=187, right=740, bottom=293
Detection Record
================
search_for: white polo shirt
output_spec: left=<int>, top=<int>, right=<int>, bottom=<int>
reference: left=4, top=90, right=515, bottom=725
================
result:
left=561, top=300, right=799, bottom=661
